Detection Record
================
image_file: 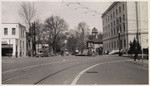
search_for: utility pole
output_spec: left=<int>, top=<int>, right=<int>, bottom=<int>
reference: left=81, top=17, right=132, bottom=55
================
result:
left=33, top=21, right=36, bottom=57
left=135, top=2, right=139, bottom=43
left=31, top=23, right=33, bottom=57
left=136, top=2, right=143, bottom=63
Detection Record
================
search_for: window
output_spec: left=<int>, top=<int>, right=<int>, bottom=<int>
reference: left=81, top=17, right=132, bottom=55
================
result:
left=123, top=14, right=125, bottom=21
left=119, top=7, right=121, bottom=13
left=116, top=9, right=118, bottom=15
left=111, top=14, right=112, bottom=19
left=114, top=21, right=115, bottom=26
left=4, top=28, right=8, bottom=35
left=113, top=12, right=115, bottom=17
left=12, top=28, right=15, bottom=35
left=123, top=4, right=124, bottom=10
left=119, top=17, right=121, bottom=23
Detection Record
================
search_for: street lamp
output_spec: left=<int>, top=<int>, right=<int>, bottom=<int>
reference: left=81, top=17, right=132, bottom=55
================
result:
left=118, top=28, right=121, bottom=56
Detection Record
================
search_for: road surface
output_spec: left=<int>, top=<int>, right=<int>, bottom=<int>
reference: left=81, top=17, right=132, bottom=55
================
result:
left=2, top=55, right=148, bottom=84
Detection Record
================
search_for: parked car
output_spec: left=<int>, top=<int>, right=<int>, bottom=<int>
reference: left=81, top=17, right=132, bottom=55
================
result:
left=65, top=51, right=69, bottom=56
left=109, top=50, right=120, bottom=55
left=76, top=50, right=88, bottom=56
left=109, top=50, right=124, bottom=55
left=36, top=51, right=49, bottom=57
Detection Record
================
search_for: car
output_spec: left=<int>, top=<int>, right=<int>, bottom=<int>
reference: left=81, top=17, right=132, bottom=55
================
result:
left=36, top=51, right=49, bottom=57
left=76, top=50, right=88, bottom=56
left=109, top=50, right=124, bottom=55
left=109, top=50, right=120, bottom=55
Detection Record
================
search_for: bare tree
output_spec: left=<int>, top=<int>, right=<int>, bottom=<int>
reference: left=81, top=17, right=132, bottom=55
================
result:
left=34, top=19, right=43, bottom=55
left=67, top=29, right=79, bottom=54
left=35, top=19, right=43, bottom=42
left=19, top=2, right=36, bottom=30
left=43, top=15, right=68, bottom=55
left=18, top=2, right=36, bottom=56
left=76, top=22, right=90, bottom=54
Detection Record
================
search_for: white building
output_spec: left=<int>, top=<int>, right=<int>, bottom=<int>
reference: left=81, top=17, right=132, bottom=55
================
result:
left=87, top=28, right=103, bottom=55
left=1, top=23, right=26, bottom=57
left=102, top=2, right=148, bottom=53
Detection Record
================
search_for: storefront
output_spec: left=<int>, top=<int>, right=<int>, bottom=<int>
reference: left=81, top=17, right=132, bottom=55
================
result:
left=2, top=42, right=13, bottom=56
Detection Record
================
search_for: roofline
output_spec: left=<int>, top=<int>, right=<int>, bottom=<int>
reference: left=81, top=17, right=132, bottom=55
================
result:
left=101, top=2, right=119, bottom=18
left=2, top=23, right=26, bottom=30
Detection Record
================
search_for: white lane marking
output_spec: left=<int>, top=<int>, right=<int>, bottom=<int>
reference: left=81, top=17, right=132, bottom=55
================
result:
left=71, top=63, right=100, bottom=85
left=71, top=60, right=131, bottom=85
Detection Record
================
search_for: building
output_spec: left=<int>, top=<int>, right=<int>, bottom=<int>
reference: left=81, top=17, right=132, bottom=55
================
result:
left=36, top=41, right=49, bottom=57
left=1, top=23, right=26, bottom=57
left=87, top=27, right=103, bottom=55
left=102, top=2, right=148, bottom=53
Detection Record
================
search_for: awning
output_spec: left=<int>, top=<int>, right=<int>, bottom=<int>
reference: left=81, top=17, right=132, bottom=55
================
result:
left=1, top=41, right=8, bottom=44
left=2, top=44, right=13, bottom=48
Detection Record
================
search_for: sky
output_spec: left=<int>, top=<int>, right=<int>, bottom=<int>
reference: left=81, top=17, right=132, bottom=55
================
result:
left=2, top=1, right=113, bottom=32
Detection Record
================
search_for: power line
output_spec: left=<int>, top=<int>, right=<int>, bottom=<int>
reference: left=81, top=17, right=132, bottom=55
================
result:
left=66, top=2, right=148, bottom=23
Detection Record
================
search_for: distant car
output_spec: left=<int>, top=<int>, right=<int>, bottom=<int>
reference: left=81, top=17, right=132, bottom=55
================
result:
left=109, top=50, right=123, bottom=55
left=109, top=50, right=119, bottom=55
left=36, top=51, right=49, bottom=57
left=76, top=50, right=88, bottom=56
left=66, top=51, right=69, bottom=56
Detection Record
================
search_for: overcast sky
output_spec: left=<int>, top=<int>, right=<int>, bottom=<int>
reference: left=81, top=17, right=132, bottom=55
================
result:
left=2, top=1, right=113, bottom=32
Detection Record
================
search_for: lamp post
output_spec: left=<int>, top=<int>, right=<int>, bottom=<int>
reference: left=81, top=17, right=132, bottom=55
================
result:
left=118, top=29, right=121, bottom=56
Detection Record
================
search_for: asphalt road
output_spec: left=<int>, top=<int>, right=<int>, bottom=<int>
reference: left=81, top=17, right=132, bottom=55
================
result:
left=2, top=55, right=148, bottom=85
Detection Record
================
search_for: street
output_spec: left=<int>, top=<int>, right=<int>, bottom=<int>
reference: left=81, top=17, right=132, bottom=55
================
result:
left=2, top=55, right=148, bottom=84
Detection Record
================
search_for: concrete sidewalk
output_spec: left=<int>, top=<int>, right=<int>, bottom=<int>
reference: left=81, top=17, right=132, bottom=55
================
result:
left=105, top=54, right=148, bottom=65
left=122, top=54, right=148, bottom=64
left=128, top=59, right=148, bottom=65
